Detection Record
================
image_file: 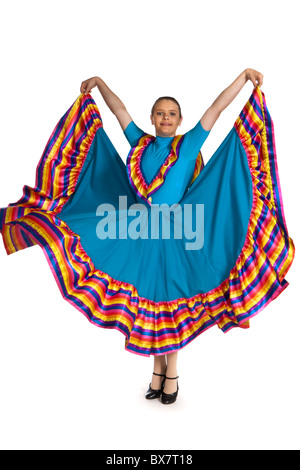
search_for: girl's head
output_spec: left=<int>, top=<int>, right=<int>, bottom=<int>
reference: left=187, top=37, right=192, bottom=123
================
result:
left=150, top=96, right=183, bottom=137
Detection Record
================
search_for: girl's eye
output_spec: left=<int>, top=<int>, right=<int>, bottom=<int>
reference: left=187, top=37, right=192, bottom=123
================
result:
left=157, top=112, right=176, bottom=116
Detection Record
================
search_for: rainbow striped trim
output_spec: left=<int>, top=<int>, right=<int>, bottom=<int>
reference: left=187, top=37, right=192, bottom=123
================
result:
left=189, top=150, right=204, bottom=187
left=0, top=93, right=103, bottom=242
left=126, top=132, right=204, bottom=203
left=126, top=133, right=184, bottom=204
left=0, top=87, right=295, bottom=357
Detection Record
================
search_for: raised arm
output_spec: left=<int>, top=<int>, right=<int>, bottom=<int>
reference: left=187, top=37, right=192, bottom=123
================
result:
left=200, top=68, right=264, bottom=132
left=80, top=76, right=133, bottom=131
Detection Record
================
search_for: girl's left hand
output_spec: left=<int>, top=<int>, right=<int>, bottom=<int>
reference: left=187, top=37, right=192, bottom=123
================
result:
left=245, top=68, right=264, bottom=87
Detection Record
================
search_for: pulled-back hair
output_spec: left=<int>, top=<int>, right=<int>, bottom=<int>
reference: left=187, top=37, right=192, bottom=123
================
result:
left=151, top=96, right=182, bottom=119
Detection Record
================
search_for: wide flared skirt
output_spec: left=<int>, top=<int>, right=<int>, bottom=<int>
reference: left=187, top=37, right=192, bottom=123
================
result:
left=0, top=86, right=295, bottom=356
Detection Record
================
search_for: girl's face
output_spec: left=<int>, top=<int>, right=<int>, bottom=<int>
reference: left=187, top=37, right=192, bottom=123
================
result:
left=150, top=99, right=183, bottom=137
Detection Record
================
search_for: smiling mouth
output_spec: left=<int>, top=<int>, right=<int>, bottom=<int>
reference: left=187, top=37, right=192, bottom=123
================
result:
left=161, top=123, right=171, bottom=126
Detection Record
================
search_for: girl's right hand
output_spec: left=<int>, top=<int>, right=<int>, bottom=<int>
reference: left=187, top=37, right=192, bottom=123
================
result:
left=245, top=68, right=264, bottom=87
left=80, top=76, right=99, bottom=94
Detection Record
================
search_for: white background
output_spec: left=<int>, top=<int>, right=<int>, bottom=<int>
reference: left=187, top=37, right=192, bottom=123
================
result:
left=0, top=0, right=299, bottom=450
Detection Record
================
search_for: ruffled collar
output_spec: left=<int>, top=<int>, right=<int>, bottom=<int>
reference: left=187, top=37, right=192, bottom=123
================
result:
left=126, top=133, right=184, bottom=205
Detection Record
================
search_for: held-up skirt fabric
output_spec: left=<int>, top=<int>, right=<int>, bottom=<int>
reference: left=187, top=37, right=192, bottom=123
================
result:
left=0, top=86, right=295, bottom=356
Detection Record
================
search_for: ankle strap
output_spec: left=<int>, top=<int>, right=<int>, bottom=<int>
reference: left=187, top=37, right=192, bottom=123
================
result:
left=166, top=376, right=179, bottom=380
left=152, top=372, right=166, bottom=377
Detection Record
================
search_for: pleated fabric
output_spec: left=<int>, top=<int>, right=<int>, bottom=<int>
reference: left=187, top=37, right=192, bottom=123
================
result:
left=0, top=86, right=295, bottom=356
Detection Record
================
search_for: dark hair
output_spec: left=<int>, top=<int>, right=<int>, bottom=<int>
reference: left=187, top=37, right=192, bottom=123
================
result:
left=151, top=96, right=182, bottom=119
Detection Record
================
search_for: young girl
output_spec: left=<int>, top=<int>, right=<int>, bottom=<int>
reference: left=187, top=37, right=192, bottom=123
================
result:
left=80, top=68, right=264, bottom=404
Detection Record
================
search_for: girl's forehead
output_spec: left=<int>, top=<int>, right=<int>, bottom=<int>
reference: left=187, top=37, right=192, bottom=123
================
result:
left=154, top=100, right=179, bottom=111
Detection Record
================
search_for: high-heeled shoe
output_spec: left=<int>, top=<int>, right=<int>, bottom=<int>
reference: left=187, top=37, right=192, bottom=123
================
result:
left=161, top=375, right=179, bottom=404
left=145, top=372, right=166, bottom=400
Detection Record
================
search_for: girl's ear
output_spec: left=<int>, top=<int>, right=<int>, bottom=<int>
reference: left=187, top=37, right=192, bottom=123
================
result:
left=150, top=115, right=154, bottom=125
left=179, top=116, right=183, bottom=126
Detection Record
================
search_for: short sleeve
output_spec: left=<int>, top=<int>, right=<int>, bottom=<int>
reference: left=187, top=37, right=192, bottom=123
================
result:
left=123, top=121, right=145, bottom=148
left=180, top=120, right=210, bottom=161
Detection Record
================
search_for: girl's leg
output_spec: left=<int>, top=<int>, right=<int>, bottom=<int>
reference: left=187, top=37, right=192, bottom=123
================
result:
left=151, top=354, right=167, bottom=389
left=164, top=351, right=179, bottom=394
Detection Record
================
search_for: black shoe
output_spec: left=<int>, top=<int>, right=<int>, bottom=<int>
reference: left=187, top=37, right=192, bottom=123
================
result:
left=161, top=376, right=179, bottom=404
left=145, top=372, right=166, bottom=400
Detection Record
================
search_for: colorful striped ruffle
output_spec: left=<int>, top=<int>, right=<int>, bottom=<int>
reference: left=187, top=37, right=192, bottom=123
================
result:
left=189, top=150, right=204, bottom=187
left=0, top=87, right=295, bottom=357
left=126, top=133, right=184, bottom=204
left=126, top=132, right=204, bottom=204
left=0, top=94, right=103, bottom=252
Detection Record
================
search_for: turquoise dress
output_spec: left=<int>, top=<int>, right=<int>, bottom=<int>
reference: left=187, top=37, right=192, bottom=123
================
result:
left=0, top=88, right=295, bottom=356
left=123, top=120, right=210, bottom=205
